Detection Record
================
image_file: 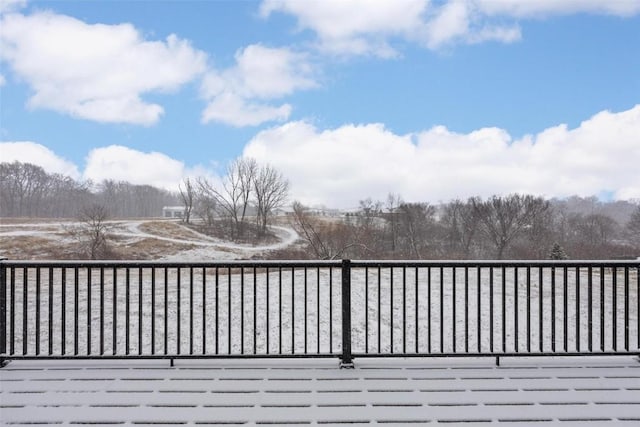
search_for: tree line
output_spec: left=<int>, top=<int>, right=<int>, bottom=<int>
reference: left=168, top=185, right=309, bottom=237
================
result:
left=0, top=161, right=179, bottom=218
left=290, top=194, right=640, bottom=260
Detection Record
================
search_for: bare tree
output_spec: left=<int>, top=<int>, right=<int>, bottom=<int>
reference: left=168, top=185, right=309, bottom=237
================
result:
left=77, top=204, right=111, bottom=260
left=237, top=158, right=258, bottom=228
left=397, top=202, right=436, bottom=258
left=384, top=193, right=402, bottom=253
left=195, top=159, right=260, bottom=239
left=625, top=205, right=640, bottom=247
left=179, top=178, right=195, bottom=223
left=193, top=182, right=218, bottom=226
left=254, top=164, right=289, bottom=236
left=472, top=194, right=550, bottom=259
left=291, top=201, right=366, bottom=259
left=441, top=199, right=481, bottom=258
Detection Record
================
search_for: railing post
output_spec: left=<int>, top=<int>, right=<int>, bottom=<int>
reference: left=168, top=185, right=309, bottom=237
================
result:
left=0, top=258, right=8, bottom=367
left=340, top=259, right=354, bottom=368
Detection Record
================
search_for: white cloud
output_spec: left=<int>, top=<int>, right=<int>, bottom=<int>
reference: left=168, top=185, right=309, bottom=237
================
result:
left=260, top=0, right=637, bottom=55
left=83, top=145, right=190, bottom=191
left=243, top=105, right=640, bottom=208
left=0, top=0, right=26, bottom=14
left=201, top=44, right=316, bottom=127
left=474, top=0, right=640, bottom=17
left=202, top=92, right=292, bottom=127
left=260, top=0, right=429, bottom=56
left=0, top=141, right=81, bottom=178
left=0, top=11, right=207, bottom=125
left=0, top=73, right=5, bottom=86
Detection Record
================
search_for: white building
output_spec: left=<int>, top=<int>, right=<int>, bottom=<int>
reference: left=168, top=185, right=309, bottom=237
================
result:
left=162, top=206, right=185, bottom=218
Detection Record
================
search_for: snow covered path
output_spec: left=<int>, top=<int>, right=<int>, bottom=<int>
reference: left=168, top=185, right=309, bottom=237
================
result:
left=1, top=357, right=639, bottom=426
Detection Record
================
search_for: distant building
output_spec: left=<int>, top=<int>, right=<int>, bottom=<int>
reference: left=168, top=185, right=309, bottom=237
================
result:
left=162, top=206, right=185, bottom=218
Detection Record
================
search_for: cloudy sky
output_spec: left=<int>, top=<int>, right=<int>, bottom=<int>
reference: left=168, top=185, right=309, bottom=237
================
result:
left=1, top=0, right=639, bottom=208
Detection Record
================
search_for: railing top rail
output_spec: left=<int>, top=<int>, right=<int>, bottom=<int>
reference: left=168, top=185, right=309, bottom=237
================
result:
left=0, top=259, right=342, bottom=268
left=349, top=259, right=640, bottom=268
left=0, top=259, right=638, bottom=269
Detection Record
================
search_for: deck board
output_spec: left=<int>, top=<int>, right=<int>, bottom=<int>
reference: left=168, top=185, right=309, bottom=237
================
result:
left=2, top=357, right=639, bottom=426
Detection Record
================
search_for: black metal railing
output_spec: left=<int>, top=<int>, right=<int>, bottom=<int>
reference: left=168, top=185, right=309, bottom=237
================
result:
left=1, top=259, right=638, bottom=365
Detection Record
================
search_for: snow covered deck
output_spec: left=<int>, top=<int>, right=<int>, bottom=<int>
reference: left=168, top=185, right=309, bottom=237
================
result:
left=2, top=357, right=639, bottom=426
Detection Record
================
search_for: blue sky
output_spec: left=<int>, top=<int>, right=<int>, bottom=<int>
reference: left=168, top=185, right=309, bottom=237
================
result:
left=1, top=0, right=639, bottom=208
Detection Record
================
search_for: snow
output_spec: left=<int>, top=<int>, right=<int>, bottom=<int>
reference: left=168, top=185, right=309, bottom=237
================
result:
left=1, top=357, right=639, bottom=425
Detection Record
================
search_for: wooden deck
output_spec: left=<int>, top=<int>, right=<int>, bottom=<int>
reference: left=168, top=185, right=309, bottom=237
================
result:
left=1, top=357, right=639, bottom=426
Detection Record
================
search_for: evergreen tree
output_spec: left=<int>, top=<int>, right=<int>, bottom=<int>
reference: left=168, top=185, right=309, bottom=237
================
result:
left=549, top=242, right=568, bottom=260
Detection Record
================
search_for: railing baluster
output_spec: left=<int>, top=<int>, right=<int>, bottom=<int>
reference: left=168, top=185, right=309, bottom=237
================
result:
left=278, top=267, right=282, bottom=355
left=377, top=267, right=381, bottom=353
left=62, top=268, right=66, bottom=355
left=391, top=267, right=394, bottom=354
left=464, top=266, right=468, bottom=353
left=440, top=266, right=444, bottom=354
left=265, top=267, right=269, bottom=354
left=452, top=267, right=456, bottom=353
left=526, top=266, right=530, bottom=353
left=215, top=267, right=219, bottom=355
left=100, top=268, right=104, bottom=355
left=164, top=268, right=168, bottom=355
left=316, top=267, right=320, bottom=353
left=539, top=267, right=543, bottom=353
left=515, top=267, right=518, bottom=353
left=253, top=267, right=257, bottom=355
left=304, top=267, right=307, bottom=354
left=190, top=267, right=194, bottom=355
left=228, top=267, right=231, bottom=355
left=489, top=267, right=494, bottom=353
left=576, top=267, right=580, bottom=352
left=36, top=268, right=40, bottom=355
left=74, top=268, right=78, bottom=356
left=253, top=267, right=258, bottom=354
left=365, top=267, right=369, bottom=354
left=527, top=266, right=531, bottom=353
left=551, top=266, right=556, bottom=352
left=0, top=262, right=6, bottom=360
left=125, top=268, right=130, bottom=355
left=22, top=268, right=28, bottom=356
left=587, top=266, right=593, bottom=352
left=151, top=268, right=155, bottom=356
left=49, top=267, right=54, bottom=355
left=563, top=267, right=568, bottom=352
left=202, top=267, right=206, bottom=356
left=241, top=267, right=244, bottom=354
left=477, top=266, right=481, bottom=353
left=415, top=266, right=419, bottom=354
left=139, top=267, right=143, bottom=356
left=340, top=259, right=352, bottom=367
left=600, top=266, right=605, bottom=352
left=427, top=267, right=431, bottom=353
left=291, top=267, right=294, bottom=354
left=502, top=266, right=506, bottom=353
left=402, top=266, right=406, bottom=354
left=624, top=267, right=629, bottom=351
left=22, top=267, right=29, bottom=355
left=613, top=267, right=617, bottom=351
left=87, top=268, right=91, bottom=355
left=112, top=267, right=116, bottom=355
left=329, top=267, right=333, bottom=353
left=178, top=268, right=182, bottom=355
left=10, top=267, right=15, bottom=356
